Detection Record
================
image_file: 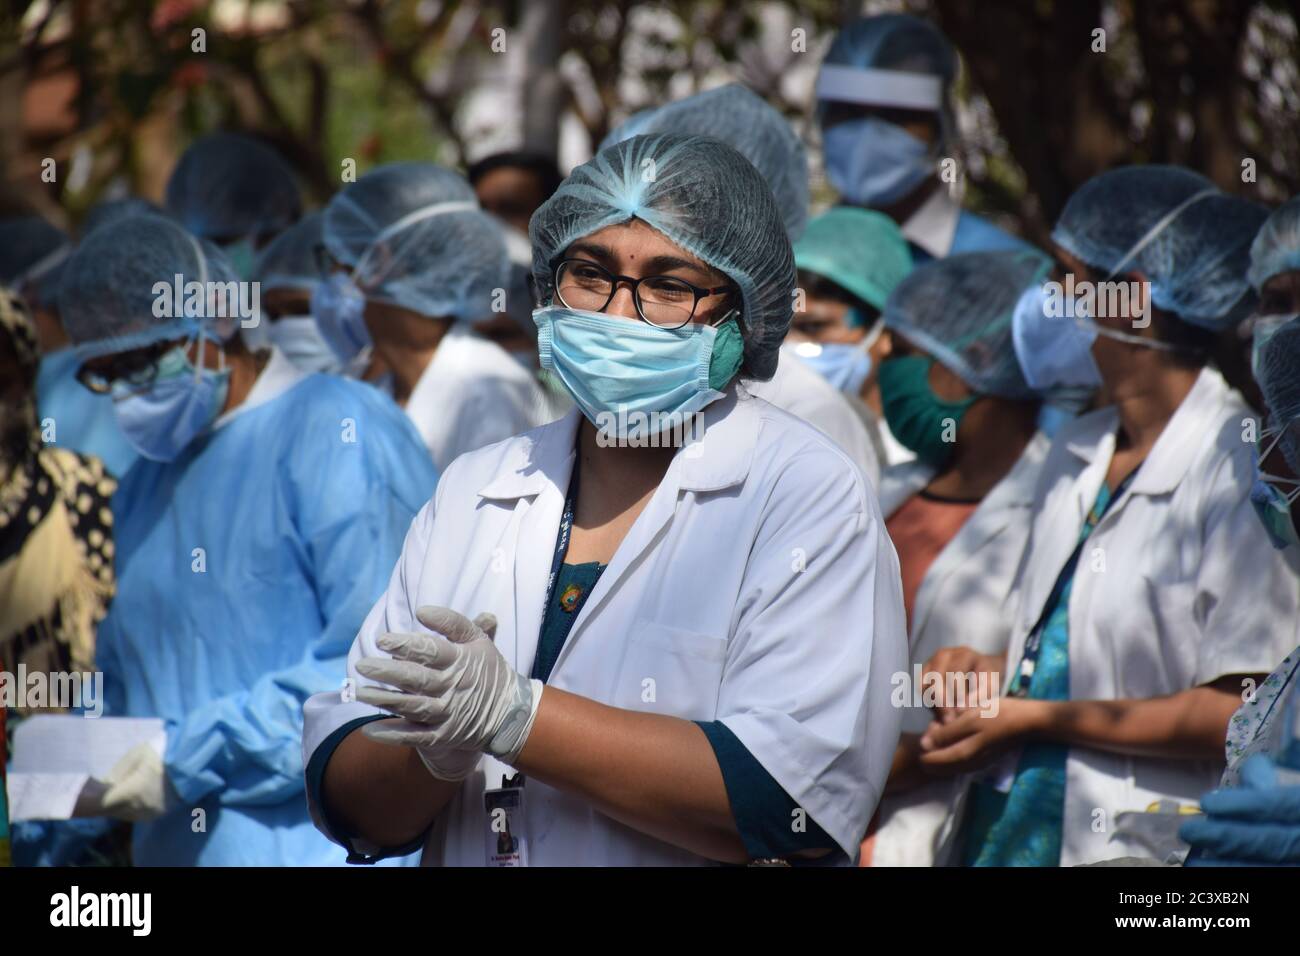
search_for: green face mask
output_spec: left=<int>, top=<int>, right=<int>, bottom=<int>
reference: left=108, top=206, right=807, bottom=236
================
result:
left=878, top=355, right=977, bottom=469
left=707, top=314, right=745, bottom=390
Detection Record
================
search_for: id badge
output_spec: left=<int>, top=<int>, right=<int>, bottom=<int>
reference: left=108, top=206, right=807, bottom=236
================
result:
left=484, top=784, right=528, bottom=867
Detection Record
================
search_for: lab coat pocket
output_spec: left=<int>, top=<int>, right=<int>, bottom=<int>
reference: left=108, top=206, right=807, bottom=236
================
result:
left=1141, top=578, right=1201, bottom=694
left=615, top=623, right=728, bottom=721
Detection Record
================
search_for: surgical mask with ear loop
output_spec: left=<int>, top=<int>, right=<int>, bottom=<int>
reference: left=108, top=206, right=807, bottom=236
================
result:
left=1071, top=188, right=1219, bottom=354
left=1250, top=421, right=1300, bottom=550
left=312, top=200, right=480, bottom=366
left=270, top=313, right=342, bottom=375
left=111, top=233, right=234, bottom=462
left=112, top=336, right=231, bottom=462
left=793, top=319, right=883, bottom=395
left=533, top=304, right=745, bottom=441
left=815, top=63, right=947, bottom=208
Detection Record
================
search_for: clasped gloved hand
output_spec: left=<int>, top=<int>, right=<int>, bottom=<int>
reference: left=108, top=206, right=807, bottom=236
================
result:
left=79, top=743, right=176, bottom=822
left=1181, top=753, right=1300, bottom=865
left=355, top=606, right=543, bottom=782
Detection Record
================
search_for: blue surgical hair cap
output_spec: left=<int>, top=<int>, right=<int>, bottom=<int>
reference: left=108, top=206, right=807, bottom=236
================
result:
left=529, top=132, right=796, bottom=381
left=1052, top=165, right=1268, bottom=332
left=1248, top=195, right=1300, bottom=292
left=601, top=84, right=810, bottom=242
left=884, top=248, right=1053, bottom=399
left=165, top=132, right=301, bottom=242
left=322, top=162, right=508, bottom=323
left=58, top=213, right=243, bottom=360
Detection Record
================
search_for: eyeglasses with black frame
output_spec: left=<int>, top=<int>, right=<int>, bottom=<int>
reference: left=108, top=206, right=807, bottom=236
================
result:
left=553, top=258, right=736, bottom=330
left=76, top=340, right=178, bottom=395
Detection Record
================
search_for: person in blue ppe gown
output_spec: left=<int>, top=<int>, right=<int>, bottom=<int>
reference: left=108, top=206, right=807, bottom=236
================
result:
left=10, top=207, right=148, bottom=479
left=54, top=213, right=437, bottom=866
left=1180, top=210, right=1300, bottom=865
left=815, top=13, right=1034, bottom=265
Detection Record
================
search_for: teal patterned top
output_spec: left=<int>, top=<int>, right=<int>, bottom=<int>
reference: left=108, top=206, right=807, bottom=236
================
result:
left=961, top=482, right=1115, bottom=866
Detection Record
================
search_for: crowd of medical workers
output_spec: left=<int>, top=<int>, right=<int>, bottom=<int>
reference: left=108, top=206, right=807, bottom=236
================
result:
left=1, top=11, right=1299, bottom=868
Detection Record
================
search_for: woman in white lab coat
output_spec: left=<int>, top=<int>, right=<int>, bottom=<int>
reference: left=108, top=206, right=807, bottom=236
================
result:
left=918, top=166, right=1299, bottom=866
left=302, top=133, right=908, bottom=867
left=311, top=162, right=545, bottom=471
left=864, top=250, right=1055, bottom=866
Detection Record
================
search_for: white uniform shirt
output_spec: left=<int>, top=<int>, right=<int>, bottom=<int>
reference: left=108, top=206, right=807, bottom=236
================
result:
left=303, top=391, right=908, bottom=866
left=746, top=346, right=883, bottom=487
left=940, top=368, right=1300, bottom=866
left=871, top=431, right=1052, bottom=865
left=404, top=324, right=547, bottom=471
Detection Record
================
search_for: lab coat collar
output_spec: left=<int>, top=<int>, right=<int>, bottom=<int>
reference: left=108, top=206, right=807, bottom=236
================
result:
left=476, top=408, right=581, bottom=501
left=1060, top=367, right=1229, bottom=497
left=475, top=389, right=758, bottom=502
left=901, top=187, right=961, bottom=260
left=1127, top=367, right=1231, bottom=497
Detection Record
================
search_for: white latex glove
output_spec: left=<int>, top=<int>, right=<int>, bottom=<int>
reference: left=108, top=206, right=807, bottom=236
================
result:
left=375, top=611, right=497, bottom=783
left=355, top=606, right=543, bottom=773
left=100, top=743, right=172, bottom=821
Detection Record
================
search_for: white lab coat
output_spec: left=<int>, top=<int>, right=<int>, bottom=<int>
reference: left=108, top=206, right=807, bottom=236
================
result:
left=933, top=368, right=1300, bottom=866
left=870, top=431, right=1052, bottom=866
left=404, top=324, right=547, bottom=471
left=303, top=390, right=908, bottom=866
left=746, top=346, right=883, bottom=488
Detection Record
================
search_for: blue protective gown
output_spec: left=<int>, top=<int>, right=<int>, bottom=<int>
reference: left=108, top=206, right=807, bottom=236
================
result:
left=99, top=371, right=437, bottom=865
left=36, top=348, right=138, bottom=479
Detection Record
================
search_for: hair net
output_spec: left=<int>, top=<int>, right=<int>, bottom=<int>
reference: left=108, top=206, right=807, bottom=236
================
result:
left=529, top=132, right=796, bottom=381
left=57, top=213, right=243, bottom=360
left=817, top=14, right=956, bottom=135
left=1258, top=314, right=1300, bottom=474
left=0, top=216, right=70, bottom=301
left=165, top=132, right=301, bottom=242
left=1052, top=165, right=1268, bottom=331
left=1248, top=195, right=1300, bottom=291
left=253, top=211, right=325, bottom=294
left=322, top=162, right=508, bottom=322
left=794, top=207, right=911, bottom=312
left=600, top=84, right=810, bottom=242
left=82, top=197, right=164, bottom=237
left=883, top=248, right=1052, bottom=398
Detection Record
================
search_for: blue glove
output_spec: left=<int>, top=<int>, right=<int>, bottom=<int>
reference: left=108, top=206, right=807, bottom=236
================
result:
left=1181, top=753, right=1300, bottom=865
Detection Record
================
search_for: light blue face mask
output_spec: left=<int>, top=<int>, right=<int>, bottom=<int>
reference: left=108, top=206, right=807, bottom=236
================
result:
left=269, top=314, right=341, bottom=375
left=1250, top=425, right=1300, bottom=550
left=111, top=340, right=231, bottom=462
left=1011, top=283, right=1103, bottom=390
left=792, top=340, right=873, bottom=395
left=823, top=117, right=935, bottom=208
left=533, top=305, right=745, bottom=441
left=311, top=272, right=370, bottom=365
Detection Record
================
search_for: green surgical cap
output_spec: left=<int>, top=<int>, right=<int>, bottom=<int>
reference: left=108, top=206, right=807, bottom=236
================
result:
left=794, top=206, right=912, bottom=312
